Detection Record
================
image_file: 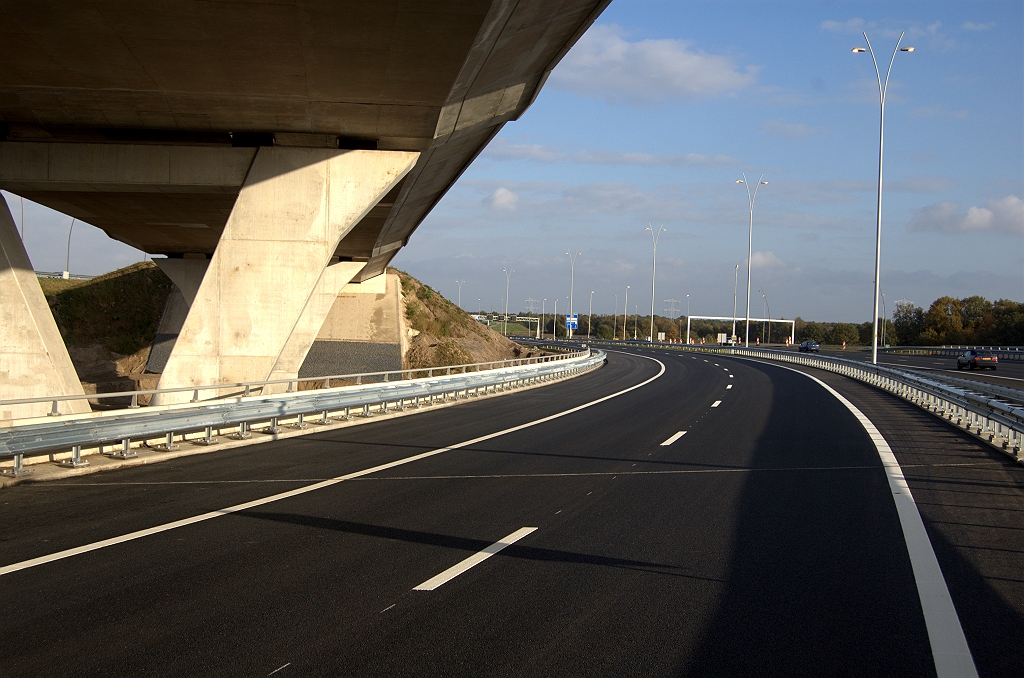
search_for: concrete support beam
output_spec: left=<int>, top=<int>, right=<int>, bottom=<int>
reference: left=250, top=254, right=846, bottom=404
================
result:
left=0, top=199, right=89, bottom=420
left=264, top=260, right=366, bottom=390
left=154, top=148, right=418, bottom=403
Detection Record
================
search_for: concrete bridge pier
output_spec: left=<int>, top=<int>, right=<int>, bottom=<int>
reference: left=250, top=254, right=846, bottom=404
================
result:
left=153, top=148, right=417, bottom=404
left=0, top=199, right=89, bottom=420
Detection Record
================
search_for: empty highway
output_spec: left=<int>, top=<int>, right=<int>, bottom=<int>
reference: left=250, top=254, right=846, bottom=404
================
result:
left=1, top=349, right=1021, bottom=676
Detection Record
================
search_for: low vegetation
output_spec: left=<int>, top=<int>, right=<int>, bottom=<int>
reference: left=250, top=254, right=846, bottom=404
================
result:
left=41, top=261, right=172, bottom=355
left=393, top=268, right=533, bottom=369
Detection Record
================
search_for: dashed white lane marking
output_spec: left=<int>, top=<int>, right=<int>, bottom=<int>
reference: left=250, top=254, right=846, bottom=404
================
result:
left=726, top=385, right=733, bottom=390
left=412, top=527, right=538, bottom=591
left=729, top=375, right=733, bottom=378
left=740, top=358, right=978, bottom=678
left=660, top=431, right=687, bottom=446
left=711, top=400, right=722, bottom=408
left=268, top=663, right=291, bottom=676
left=0, top=354, right=667, bottom=579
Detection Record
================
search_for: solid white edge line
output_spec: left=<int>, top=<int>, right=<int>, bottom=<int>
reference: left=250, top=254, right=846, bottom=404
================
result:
left=412, top=526, right=537, bottom=591
left=711, top=400, right=722, bottom=408
left=737, top=357, right=978, bottom=678
left=660, top=431, right=687, bottom=446
left=1, top=353, right=666, bottom=578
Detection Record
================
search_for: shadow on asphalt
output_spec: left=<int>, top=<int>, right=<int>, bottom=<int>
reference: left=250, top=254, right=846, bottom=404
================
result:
left=238, top=511, right=729, bottom=582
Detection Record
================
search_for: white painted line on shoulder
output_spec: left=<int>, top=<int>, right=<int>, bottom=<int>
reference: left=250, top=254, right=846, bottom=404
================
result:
left=0, top=354, right=667, bottom=579
left=660, top=431, right=687, bottom=446
left=726, top=385, right=733, bottom=390
left=711, top=400, right=722, bottom=408
left=736, top=357, right=979, bottom=678
left=729, top=375, right=733, bottom=378
left=413, top=527, right=537, bottom=591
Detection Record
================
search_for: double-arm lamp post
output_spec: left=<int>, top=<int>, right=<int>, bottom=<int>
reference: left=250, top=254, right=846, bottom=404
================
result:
left=736, top=174, right=768, bottom=347
left=853, top=32, right=914, bottom=365
left=646, top=224, right=665, bottom=342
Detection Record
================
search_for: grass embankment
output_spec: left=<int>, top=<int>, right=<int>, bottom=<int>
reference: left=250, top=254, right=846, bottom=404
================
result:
left=394, top=269, right=535, bottom=370
left=41, top=261, right=172, bottom=356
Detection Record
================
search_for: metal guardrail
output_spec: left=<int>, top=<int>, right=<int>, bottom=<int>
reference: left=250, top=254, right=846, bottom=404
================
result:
left=1, top=351, right=584, bottom=413
left=0, top=349, right=605, bottom=476
left=542, top=338, right=1024, bottom=461
left=880, top=346, right=1024, bottom=361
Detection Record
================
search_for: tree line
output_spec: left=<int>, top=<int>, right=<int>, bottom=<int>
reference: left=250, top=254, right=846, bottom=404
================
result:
left=521, top=295, right=1024, bottom=346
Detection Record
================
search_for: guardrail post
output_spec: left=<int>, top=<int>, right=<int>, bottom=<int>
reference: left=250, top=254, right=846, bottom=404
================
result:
left=154, top=431, right=180, bottom=451
left=231, top=422, right=252, bottom=440
left=197, top=425, right=219, bottom=444
left=190, top=389, right=201, bottom=403
left=362, top=403, right=371, bottom=417
left=130, top=393, right=140, bottom=408
left=291, top=413, right=308, bottom=429
left=356, top=375, right=362, bottom=385
left=57, top=444, right=89, bottom=468
left=262, top=417, right=282, bottom=434
left=1, top=454, right=33, bottom=477
left=324, top=377, right=331, bottom=388
left=48, top=399, right=60, bottom=416
left=344, top=406, right=352, bottom=420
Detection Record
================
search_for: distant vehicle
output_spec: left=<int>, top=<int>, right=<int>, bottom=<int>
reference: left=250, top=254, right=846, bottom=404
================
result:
left=798, top=340, right=820, bottom=352
left=956, top=350, right=998, bottom=370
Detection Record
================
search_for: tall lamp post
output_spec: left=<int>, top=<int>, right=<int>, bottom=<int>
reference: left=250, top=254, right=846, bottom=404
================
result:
left=761, top=288, right=772, bottom=344
left=736, top=173, right=769, bottom=347
left=732, top=263, right=739, bottom=342
left=502, top=267, right=513, bottom=336
left=63, top=217, right=76, bottom=279
left=854, top=32, right=914, bottom=364
left=613, top=294, right=618, bottom=340
left=588, top=291, right=594, bottom=338
left=565, top=250, right=581, bottom=339
left=881, top=292, right=887, bottom=347
left=539, top=298, right=546, bottom=339
left=645, top=224, right=666, bottom=342
left=686, top=294, right=691, bottom=344
left=623, top=286, right=629, bottom=341
left=455, top=279, right=465, bottom=309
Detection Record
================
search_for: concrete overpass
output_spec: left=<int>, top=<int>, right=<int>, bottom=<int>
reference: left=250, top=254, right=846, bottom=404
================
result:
left=0, top=0, right=611, bottom=414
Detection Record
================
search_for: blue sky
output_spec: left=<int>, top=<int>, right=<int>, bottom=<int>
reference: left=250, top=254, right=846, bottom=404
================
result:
left=5, top=0, right=1023, bottom=322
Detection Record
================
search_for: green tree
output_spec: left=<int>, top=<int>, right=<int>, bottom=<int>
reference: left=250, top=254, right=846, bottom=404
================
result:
left=924, top=296, right=964, bottom=344
left=892, top=301, right=924, bottom=345
left=828, top=323, right=860, bottom=346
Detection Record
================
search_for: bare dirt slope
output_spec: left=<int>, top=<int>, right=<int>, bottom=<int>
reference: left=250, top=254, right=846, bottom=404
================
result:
left=394, top=269, right=536, bottom=369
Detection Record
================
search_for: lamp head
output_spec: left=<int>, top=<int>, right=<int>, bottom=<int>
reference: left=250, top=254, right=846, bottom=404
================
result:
left=900, top=46, right=915, bottom=52
left=760, top=181, right=769, bottom=185
left=852, top=47, right=867, bottom=53
left=736, top=179, right=744, bottom=184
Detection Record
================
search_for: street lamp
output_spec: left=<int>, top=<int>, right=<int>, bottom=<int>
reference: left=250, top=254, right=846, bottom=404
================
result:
left=455, top=279, right=465, bottom=309
left=588, top=290, right=594, bottom=337
left=613, top=294, right=618, bottom=340
left=645, top=224, right=666, bottom=342
left=623, top=285, right=629, bottom=341
left=63, top=217, right=76, bottom=279
left=881, top=291, right=887, bottom=347
left=761, top=288, right=772, bottom=344
left=502, top=267, right=513, bottom=336
left=539, top=298, right=546, bottom=339
left=565, top=250, right=581, bottom=338
left=732, top=263, right=739, bottom=342
left=736, top=173, right=769, bottom=347
left=686, top=294, right=690, bottom=344
left=854, top=32, right=914, bottom=365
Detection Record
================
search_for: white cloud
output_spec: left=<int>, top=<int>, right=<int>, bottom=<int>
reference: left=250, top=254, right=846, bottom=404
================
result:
left=907, top=195, right=1024, bottom=234
left=486, top=187, right=519, bottom=212
left=482, top=139, right=740, bottom=168
left=749, top=251, right=787, bottom=268
left=821, top=18, right=866, bottom=33
left=962, top=21, right=995, bottom=31
left=759, top=120, right=818, bottom=139
left=550, top=24, right=757, bottom=104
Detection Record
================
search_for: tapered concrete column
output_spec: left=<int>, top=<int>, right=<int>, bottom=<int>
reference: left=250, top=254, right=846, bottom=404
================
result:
left=263, top=260, right=366, bottom=391
left=0, top=199, right=89, bottom=420
left=154, top=148, right=418, bottom=403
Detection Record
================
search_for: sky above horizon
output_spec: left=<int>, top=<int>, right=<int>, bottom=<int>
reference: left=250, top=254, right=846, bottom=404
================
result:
left=5, top=0, right=1023, bottom=322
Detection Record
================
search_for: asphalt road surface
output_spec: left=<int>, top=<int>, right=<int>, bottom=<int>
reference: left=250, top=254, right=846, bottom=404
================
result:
left=1, top=348, right=1021, bottom=676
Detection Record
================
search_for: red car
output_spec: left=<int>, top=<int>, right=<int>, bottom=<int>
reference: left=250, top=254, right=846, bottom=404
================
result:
left=956, top=350, right=998, bottom=370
